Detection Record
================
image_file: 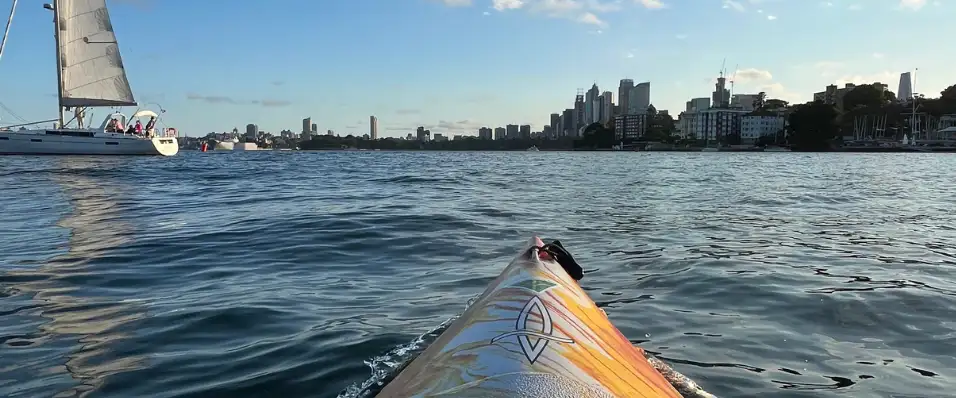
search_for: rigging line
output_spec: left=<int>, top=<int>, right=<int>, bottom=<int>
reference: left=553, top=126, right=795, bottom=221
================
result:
left=0, top=0, right=17, bottom=64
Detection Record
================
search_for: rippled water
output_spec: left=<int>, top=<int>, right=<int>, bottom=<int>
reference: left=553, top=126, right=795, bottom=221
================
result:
left=1, top=151, right=954, bottom=398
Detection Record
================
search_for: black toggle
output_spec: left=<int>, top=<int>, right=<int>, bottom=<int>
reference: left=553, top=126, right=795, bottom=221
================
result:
left=536, top=240, right=584, bottom=281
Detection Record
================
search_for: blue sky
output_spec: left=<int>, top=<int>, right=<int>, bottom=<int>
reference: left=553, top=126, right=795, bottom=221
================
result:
left=0, top=0, right=951, bottom=137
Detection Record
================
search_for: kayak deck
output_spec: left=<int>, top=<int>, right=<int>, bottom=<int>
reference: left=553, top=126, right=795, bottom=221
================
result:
left=376, top=237, right=682, bottom=397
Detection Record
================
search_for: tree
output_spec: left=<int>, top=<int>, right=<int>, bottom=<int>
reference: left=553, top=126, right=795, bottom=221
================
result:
left=788, top=100, right=839, bottom=151
left=764, top=99, right=789, bottom=110
left=842, top=84, right=892, bottom=110
left=753, top=91, right=767, bottom=110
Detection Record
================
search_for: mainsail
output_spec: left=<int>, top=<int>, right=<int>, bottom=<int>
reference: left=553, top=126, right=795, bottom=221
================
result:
left=56, top=0, right=136, bottom=108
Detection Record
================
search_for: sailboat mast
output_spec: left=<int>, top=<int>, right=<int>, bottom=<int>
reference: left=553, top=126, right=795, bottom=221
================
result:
left=0, top=0, right=18, bottom=63
left=49, top=1, right=64, bottom=128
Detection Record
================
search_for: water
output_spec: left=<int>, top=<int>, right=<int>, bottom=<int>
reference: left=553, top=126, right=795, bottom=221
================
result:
left=1, top=151, right=954, bottom=398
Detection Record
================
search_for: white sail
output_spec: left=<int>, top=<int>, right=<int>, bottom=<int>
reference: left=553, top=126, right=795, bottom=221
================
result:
left=56, top=0, right=136, bottom=108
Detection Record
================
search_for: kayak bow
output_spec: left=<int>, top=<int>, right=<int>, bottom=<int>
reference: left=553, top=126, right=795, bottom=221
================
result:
left=375, top=237, right=683, bottom=397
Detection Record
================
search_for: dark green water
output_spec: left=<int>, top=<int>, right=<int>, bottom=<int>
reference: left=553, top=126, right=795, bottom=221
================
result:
left=0, top=151, right=953, bottom=397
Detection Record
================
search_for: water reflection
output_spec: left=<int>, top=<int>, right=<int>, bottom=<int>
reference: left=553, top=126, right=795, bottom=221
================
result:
left=1, top=157, right=146, bottom=397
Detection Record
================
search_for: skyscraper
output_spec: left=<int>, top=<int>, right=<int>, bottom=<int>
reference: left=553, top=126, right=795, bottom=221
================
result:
left=633, top=82, right=650, bottom=113
left=369, top=116, right=378, bottom=139
left=302, top=117, right=312, bottom=139
left=898, top=72, right=913, bottom=102
left=618, top=79, right=634, bottom=115
left=585, top=84, right=600, bottom=124
left=600, top=91, right=613, bottom=123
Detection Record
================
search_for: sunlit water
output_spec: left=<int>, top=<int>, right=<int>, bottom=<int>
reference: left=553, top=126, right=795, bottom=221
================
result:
left=0, top=151, right=953, bottom=398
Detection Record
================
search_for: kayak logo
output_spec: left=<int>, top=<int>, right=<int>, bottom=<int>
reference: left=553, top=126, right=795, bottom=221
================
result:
left=491, top=278, right=574, bottom=364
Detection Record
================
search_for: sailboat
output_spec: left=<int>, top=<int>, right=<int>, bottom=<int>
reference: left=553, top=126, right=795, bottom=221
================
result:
left=0, top=0, right=178, bottom=156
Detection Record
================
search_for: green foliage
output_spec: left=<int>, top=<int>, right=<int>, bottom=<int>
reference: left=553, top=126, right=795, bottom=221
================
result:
left=788, top=100, right=839, bottom=150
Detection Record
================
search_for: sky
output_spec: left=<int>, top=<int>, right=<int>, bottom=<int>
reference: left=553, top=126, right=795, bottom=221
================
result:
left=0, top=0, right=952, bottom=137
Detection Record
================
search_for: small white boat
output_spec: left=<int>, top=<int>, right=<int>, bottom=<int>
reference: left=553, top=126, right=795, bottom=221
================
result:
left=527, top=145, right=540, bottom=151
left=0, top=0, right=178, bottom=156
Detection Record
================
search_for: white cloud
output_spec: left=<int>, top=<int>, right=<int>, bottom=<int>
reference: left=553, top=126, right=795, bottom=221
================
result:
left=757, top=83, right=803, bottom=104
left=733, top=68, right=774, bottom=82
left=766, top=14, right=776, bottom=19
left=899, top=0, right=926, bottom=9
left=637, top=0, right=665, bottom=9
left=578, top=12, right=606, bottom=26
left=493, top=0, right=525, bottom=11
left=439, top=0, right=472, bottom=6
left=722, top=0, right=745, bottom=11
left=836, top=71, right=898, bottom=87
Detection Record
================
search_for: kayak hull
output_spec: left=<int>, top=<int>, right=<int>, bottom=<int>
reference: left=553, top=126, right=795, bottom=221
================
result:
left=376, top=237, right=681, bottom=397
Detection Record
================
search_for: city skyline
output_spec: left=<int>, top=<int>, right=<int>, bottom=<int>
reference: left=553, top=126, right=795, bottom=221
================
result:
left=0, top=0, right=950, bottom=137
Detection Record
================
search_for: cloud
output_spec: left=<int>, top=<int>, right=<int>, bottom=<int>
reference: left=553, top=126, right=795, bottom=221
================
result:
left=637, top=0, right=665, bottom=9
left=257, top=100, right=291, bottom=107
left=438, top=0, right=472, bottom=6
left=578, top=12, right=606, bottom=27
left=722, top=0, right=745, bottom=11
left=899, top=0, right=925, bottom=9
left=733, top=68, right=773, bottom=82
left=493, top=0, right=524, bottom=10
left=835, top=71, right=898, bottom=87
left=766, top=14, right=776, bottom=19
left=186, top=93, right=291, bottom=107
left=756, top=83, right=803, bottom=104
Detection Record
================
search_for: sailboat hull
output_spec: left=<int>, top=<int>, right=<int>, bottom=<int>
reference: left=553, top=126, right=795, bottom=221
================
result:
left=0, top=129, right=179, bottom=156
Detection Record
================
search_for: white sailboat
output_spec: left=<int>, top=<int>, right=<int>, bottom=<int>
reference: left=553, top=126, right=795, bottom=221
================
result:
left=0, top=0, right=178, bottom=156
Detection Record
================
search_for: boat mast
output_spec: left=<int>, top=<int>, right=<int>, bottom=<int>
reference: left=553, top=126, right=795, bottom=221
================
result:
left=44, top=1, right=64, bottom=128
left=0, top=0, right=18, bottom=63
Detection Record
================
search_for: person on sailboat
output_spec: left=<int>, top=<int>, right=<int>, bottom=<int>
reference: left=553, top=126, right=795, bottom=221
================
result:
left=116, top=118, right=125, bottom=133
left=134, top=120, right=143, bottom=135
left=106, top=118, right=118, bottom=132
left=144, top=116, right=156, bottom=137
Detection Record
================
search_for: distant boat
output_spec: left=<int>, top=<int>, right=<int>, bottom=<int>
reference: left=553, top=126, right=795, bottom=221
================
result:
left=213, top=137, right=238, bottom=150
left=701, top=147, right=719, bottom=152
left=0, top=0, right=178, bottom=156
left=527, top=145, right=540, bottom=151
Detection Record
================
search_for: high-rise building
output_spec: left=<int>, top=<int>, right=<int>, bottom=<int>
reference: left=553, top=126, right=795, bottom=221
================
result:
left=618, top=79, right=634, bottom=116
left=573, top=93, right=585, bottom=136
left=245, top=124, right=257, bottom=141
left=561, top=109, right=573, bottom=137
left=506, top=124, right=519, bottom=139
left=494, top=127, right=506, bottom=140
left=629, top=82, right=650, bottom=114
left=898, top=72, right=913, bottom=103
left=685, top=97, right=711, bottom=112
left=712, top=77, right=730, bottom=108
left=550, top=113, right=560, bottom=133
left=478, top=127, right=492, bottom=140
left=369, top=116, right=378, bottom=139
left=302, top=118, right=312, bottom=139
left=585, top=84, right=600, bottom=124
left=519, top=124, right=531, bottom=139
left=600, top=91, right=613, bottom=123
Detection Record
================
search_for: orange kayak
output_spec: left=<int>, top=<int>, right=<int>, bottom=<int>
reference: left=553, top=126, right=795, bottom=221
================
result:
left=375, top=237, right=684, bottom=397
